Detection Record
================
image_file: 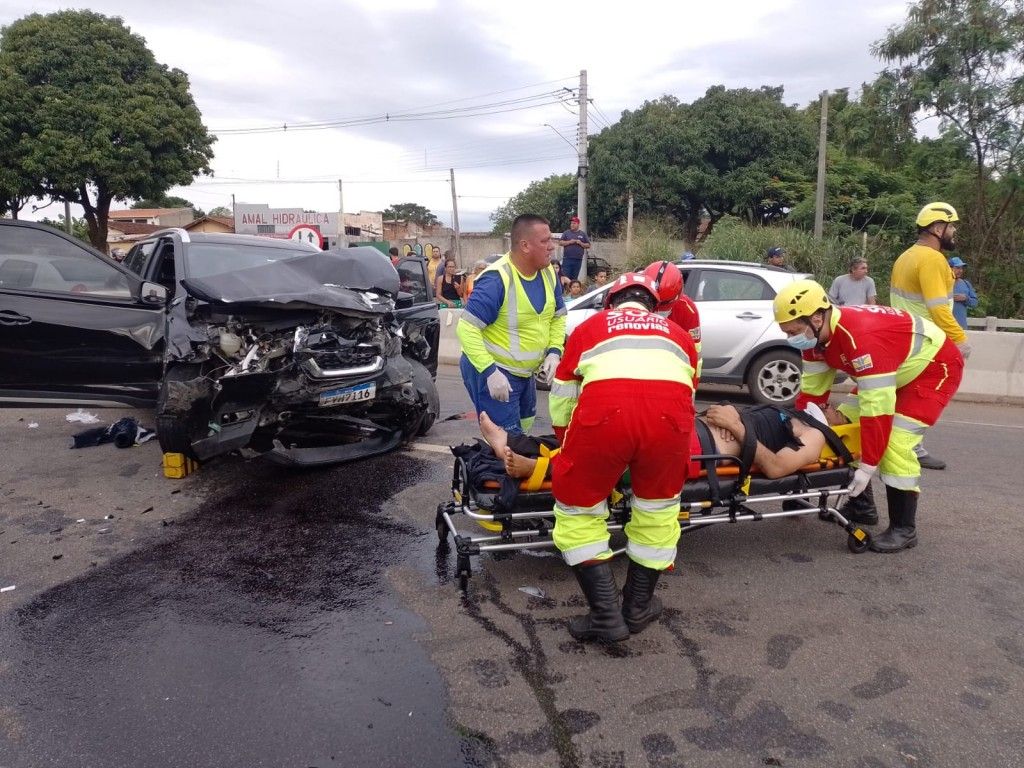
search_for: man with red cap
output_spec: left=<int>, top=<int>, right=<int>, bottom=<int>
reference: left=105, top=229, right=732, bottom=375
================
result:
left=560, top=215, right=591, bottom=283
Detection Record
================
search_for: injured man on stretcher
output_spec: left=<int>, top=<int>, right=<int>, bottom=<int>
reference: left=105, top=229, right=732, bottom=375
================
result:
left=478, top=401, right=854, bottom=483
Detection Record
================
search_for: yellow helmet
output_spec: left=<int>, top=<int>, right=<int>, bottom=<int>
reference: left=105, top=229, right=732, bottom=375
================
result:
left=773, top=279, right=832, bottom=323
left=916, top=202, right=959, bottom=228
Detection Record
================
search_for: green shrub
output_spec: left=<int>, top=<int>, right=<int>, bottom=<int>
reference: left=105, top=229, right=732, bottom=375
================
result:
left=623, top=218, right=686, bottom=272
left=701, top=218, right=904, bottom=303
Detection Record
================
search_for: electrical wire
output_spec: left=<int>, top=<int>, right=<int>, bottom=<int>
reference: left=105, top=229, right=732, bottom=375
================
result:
left=213, top=87, right=578, bottom=136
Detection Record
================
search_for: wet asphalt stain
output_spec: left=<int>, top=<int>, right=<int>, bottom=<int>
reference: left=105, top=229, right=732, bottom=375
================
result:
left=0, top=454, right=496, bottom=768
left=654, top=610, right=831, bottom=761
left=850, top=666, right=911, bottom=700
left=456, top=567, right=594, bottom=767
left=640, top=732, right=686, bottom=768
left=818, top=700, right=855, bottom=722
left=995, top=635, right=1024, bottom=668
left=765, top=634, right=804, bottom=670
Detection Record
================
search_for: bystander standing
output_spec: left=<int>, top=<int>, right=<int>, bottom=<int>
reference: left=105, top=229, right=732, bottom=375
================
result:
left=949, top=256, right=978, bottom=330
left=828, top=257, right=877, bottom=306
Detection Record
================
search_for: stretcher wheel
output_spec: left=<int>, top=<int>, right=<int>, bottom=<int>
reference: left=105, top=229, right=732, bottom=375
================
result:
left=847, top=531, right=870, bottom=554
left=435, top=504, right=449, bottom=543
left=456, top=553, right=471, bottom=592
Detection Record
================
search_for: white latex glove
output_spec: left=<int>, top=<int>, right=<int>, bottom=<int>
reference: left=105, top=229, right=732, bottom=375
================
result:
left=957, top=341, right=972, bottom=360
left=847, top=463, right=877, bottom=498
left=540, top=352, right=560, bottom=384
left=486, top=369, right=511, bottom=402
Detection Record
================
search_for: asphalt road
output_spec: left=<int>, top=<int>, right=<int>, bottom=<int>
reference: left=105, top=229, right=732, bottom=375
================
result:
left=2, top=365, right=1023, bottom=768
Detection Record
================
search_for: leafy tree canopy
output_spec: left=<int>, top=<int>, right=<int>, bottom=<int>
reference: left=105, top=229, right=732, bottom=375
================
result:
left=382, top=202, right=441, bottom=227
left=0, top=10, right=215, bottom=248
left=207, top=205, right=233, bottom=217
left=587, top=87, right=815, bottom=243
left=490, top=174, right=576, bottom=235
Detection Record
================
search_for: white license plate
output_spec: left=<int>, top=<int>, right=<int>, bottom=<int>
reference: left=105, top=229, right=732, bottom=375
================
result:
left=318, top=382, right=376, bottom=407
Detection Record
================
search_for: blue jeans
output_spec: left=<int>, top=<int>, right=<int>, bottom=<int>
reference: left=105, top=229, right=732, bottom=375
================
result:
left=460, top=355, right=536, bottom=435
left=562, top=257, right=583, bottom=282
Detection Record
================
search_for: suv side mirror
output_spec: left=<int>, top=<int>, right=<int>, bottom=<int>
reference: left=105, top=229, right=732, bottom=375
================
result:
left=140, top=281, right=168, bottom=307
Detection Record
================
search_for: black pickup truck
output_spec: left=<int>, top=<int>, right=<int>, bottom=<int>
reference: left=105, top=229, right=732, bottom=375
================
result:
left=0, top=220, right=440, bottom=466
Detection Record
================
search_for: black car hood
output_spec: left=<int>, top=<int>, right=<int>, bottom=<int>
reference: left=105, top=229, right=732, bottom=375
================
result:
left=180, top=246, right=400, bottom=314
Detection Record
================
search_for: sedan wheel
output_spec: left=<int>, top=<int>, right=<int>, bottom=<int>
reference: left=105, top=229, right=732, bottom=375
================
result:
left=745, top=349, right=802, bottom=406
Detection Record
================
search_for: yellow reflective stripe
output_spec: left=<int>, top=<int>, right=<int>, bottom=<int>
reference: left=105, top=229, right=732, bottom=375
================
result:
left=555, top=499, right=608, bottom=517
left=550, top=380, right=580, bottom=399
left=461, top=312, right=487, bottom=329
left=482, top=339, right=543, bottom=365
left=879, top=473, right=920, bottom=491
left=801, top=369, right=835, bottom=396
left=892, top=286, right=925, bottom=303
left=893, top=414, right=927, bottom=435
left=630, top=497, right=680, bottom=513
left=560, top=542, right=613, bottom=565
left=579, top=336, right=691, bottom=365
left=479, top=256, right=556, bottom=374
left=626, top=542, right=676, bottom=562
left=803, top=360, right=831, bottom=375
left=926, top=294, right=953, bottom=308
left=858, top=386, right=897, bottom=418
left=857, top=373, right=897, bottom=391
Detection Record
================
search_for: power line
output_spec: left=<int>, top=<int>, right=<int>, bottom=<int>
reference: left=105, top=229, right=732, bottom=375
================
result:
left=213, top=88, right=577, bottom=136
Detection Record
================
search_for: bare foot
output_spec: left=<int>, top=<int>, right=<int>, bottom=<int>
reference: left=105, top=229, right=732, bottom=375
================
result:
left=479, top=412, right=508, bottom=457
left=503, top=446, right=538, bottom=479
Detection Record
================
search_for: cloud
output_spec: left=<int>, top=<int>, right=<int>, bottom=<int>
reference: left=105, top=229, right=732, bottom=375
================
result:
left=0, top=0, right=913, bottom=232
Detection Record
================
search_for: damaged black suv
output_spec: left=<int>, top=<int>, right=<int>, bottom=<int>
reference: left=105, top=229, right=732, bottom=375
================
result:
left=0, top=220, right=440, bottom=467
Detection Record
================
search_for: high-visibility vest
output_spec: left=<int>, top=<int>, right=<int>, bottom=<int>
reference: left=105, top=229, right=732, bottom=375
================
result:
left=471, top=254, right=559, bottom=377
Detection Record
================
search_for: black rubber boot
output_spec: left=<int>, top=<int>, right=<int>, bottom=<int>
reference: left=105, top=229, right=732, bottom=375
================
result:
left=839, top=479, right=878, bottom=525
left=621, top=559, right=663, bottom=634
left=870, top=486, right=919, bottom=552
left=568, top=561, right=629, bottom=643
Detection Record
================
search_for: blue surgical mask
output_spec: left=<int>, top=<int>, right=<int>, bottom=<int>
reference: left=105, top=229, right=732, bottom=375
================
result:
left=787, top=331, right=818, bottom=351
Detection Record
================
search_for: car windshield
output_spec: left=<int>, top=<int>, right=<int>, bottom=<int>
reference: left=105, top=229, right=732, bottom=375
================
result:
left=184, top=242, right=309, bottom=279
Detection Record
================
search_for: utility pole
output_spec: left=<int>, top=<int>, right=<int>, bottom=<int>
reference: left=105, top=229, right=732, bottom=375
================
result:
left=626, top=191, right=634, bottom=255
left=576, top=69, right=589, bottom=281
left=813, top=90, right=829, bottom=240
left=337, top=179, right=345, bottom=248
left=449, top=168, right=462, bottom=266
left=63, top=200, right=71, bottom=234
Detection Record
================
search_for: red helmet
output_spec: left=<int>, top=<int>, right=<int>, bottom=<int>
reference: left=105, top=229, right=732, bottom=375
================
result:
left=603, top=273, right=660, bottom=309
left=643, top=260, right=683, bottom=309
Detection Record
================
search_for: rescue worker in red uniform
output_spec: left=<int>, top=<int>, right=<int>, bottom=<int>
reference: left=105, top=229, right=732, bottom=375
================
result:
left=643, top=260, right=702, bottom=380
left=774, top=280, right=964, bottom=553
left=549, top=274, right=699, bottom=642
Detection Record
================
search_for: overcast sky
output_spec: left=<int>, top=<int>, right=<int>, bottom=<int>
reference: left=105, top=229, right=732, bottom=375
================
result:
left=3, top=0, right=910, bottom=231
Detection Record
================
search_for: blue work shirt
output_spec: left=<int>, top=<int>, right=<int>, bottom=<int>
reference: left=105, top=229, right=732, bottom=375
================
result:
left=462, top=267, right=566, bottom=378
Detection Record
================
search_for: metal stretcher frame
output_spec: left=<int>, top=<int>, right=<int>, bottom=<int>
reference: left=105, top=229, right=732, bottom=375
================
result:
left=435, top=451, right=873, bottom=590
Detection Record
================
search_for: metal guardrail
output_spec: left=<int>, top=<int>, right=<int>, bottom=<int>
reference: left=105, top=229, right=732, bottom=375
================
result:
left=967, top=316, right=1024, bottom=331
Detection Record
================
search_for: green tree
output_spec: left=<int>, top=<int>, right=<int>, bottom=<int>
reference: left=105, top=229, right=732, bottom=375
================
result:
left=382, top=202, right=441, bottom=227
left=133, top=195, right=204, bottom=218
left=489, top=174, right=576, bottom=234
left=208, top=206, right=233, bottom=217
left=0, top=10, right=215, bottom=249
left=873, top=0, right=1024, bottom=255
left=588, top=88, right=815, bottom=243
left=38, top=215, right=90, bottom=242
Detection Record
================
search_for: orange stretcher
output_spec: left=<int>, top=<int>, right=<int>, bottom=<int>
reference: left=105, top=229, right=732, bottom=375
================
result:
left=435, top=422, right=871, bottom=590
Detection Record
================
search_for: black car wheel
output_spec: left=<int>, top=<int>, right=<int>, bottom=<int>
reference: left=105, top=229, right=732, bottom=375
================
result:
left=156, top=364, right=209, bottom=460
left=408, top=358, right=440, bottom=436
left=745, top=349, right=801, bottom=407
